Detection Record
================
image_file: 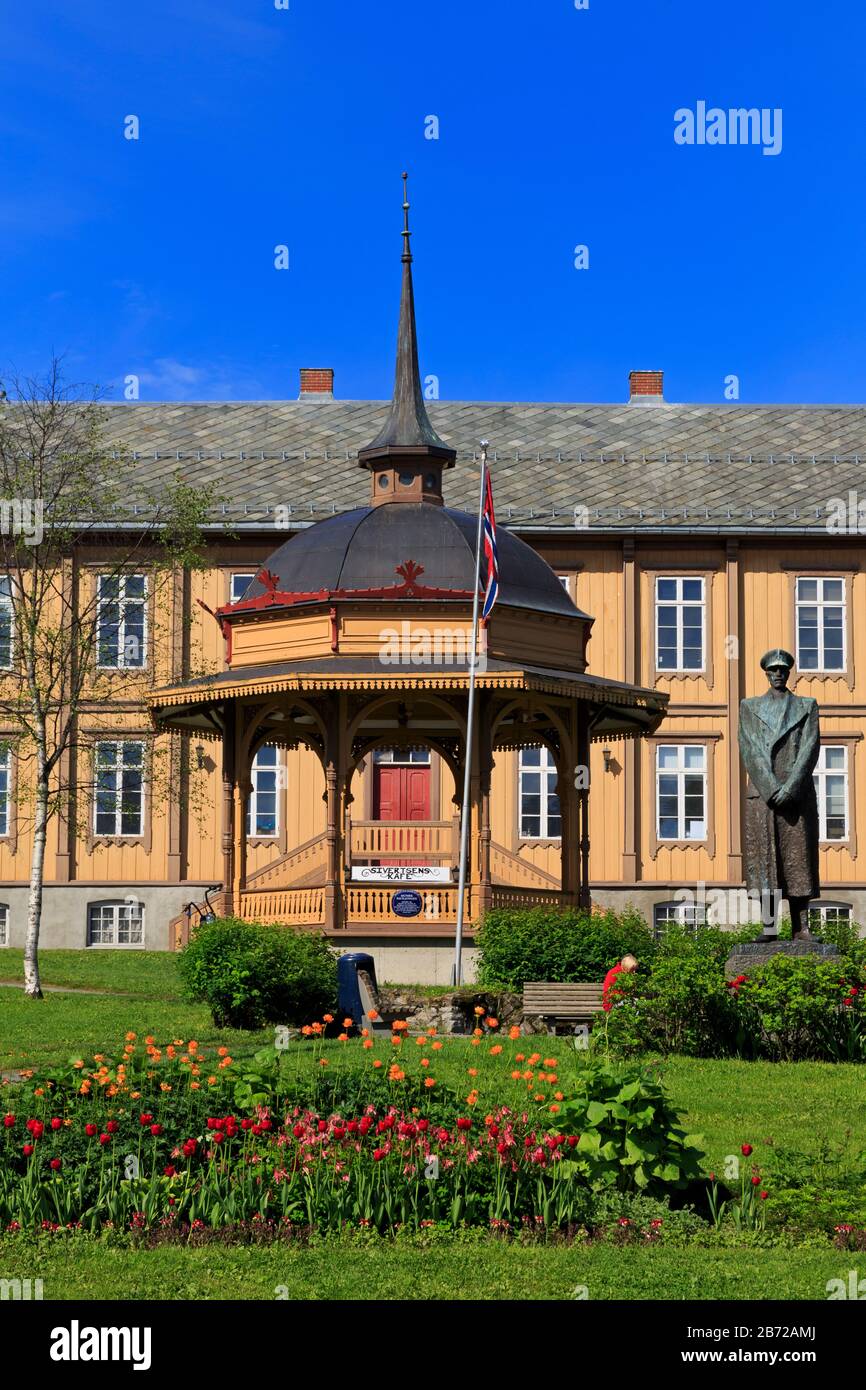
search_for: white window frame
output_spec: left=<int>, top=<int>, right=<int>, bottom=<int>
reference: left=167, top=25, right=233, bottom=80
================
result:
left=653, top=900, right=707, bottom=939
left=518, top=745, right=561, bottom=841
left=813, top=744, right=848, bottom=842
left=372, top=747, right=431, bottom=766
left=0, top=904, right=8, bottom=947
left=808, top=901, right=851, bottom=931
left=230, top=572, right=256, bottom=604
left=96, top=573, right=148, bottom=670
left=655, top=576, right=706, bottom=674
left=0, top=577, right=14, bottom=670
left=87, top=900, right=145, bottom=948
left=93, top=740, right=146, bottom=838
left=796, top=576, right=846, bottom=673
left=656, top=743, right=707, bottom=842
left=0, top=744, right=10, bottom=838
left=247, top=744, right=281, bottom=839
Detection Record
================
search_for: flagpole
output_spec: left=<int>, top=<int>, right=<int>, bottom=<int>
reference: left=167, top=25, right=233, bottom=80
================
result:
left=452, top=439, right=489, bottom=986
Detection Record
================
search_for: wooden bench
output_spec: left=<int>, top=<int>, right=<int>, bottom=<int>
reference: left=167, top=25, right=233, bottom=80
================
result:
left=522, top=982, right=605, bottom=1033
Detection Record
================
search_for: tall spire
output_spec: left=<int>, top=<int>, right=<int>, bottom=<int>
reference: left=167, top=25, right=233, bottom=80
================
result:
left=358, top=173, right=456, bottom=472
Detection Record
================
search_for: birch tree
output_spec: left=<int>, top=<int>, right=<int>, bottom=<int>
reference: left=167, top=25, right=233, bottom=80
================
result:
left=0, top=363, right=213, bottom=998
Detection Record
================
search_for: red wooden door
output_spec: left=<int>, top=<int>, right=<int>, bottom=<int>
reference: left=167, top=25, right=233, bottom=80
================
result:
left=373, top=764, right=430, bottom=862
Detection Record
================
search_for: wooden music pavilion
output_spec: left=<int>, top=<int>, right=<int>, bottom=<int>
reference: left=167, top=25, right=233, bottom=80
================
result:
left=149, top=190, right=668, bottom=963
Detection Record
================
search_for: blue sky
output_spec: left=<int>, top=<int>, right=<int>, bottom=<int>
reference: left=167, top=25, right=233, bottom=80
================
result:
left=2, top=0, right=864, bottom=406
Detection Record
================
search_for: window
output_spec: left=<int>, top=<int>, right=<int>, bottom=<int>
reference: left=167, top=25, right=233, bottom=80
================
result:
left=656, top=577, right=705, bottom=672
left=653, top=900, right=707, bottom=939
left=247, top=744, right=280, bottom=838
left=813, top=745, right=848, bottom=841
left=796, top=577, right=845, bottom=672
left=0, top=577, right=13, bottom=668
left=87, top=901, right=144, bottom=947
left=656, top=744, right=707, bottom=841
left=96, top=574, right=147, bottom=669
left=808, top=901, right=851, bottom=932
left=0, top=744, right=9, bottom=837
left=93, top=741, right=145, bottom=837
left=519, top=745, right=561, bottom=839
left=372, top=747, right=431, bottom=766
left=230, top=573, right=256, bottom=604
left=0, top=905, right=8, bottom=946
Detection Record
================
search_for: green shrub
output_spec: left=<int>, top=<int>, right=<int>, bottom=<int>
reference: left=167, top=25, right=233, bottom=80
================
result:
left=737, top=954, right=866, bottom=1061
left=476, top=906, right=655, bottom=989
left=178, top=917, right=337, bottom=1029
left=555, top=1059, right=704, bottom=1195
left=601, top=953, right=742, bottom=1058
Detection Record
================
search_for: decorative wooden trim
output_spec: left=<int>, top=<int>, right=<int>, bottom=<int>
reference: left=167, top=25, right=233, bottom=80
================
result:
left=725, top=539, right=743, bottom=880
left=646, top=733, right=720, bottom=860
left=787, top=569, right=855, bottom=692
left=643, top=566, right=715, bottom=691
left=622, top=538, right=639, bottom=881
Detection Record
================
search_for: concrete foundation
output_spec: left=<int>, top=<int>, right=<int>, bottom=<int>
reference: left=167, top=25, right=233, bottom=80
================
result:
left=0, top=885, right=214, bottom=953
left=331, top=938, right=479, bottom=986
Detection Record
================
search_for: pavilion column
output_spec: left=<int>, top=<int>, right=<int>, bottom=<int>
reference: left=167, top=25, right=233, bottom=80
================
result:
left=323, top=699, right=347, bottom=932
left=560, top=711, right=581, bottom=906
left=477, top=695, right=494, bottom=921
left=576, top=704, right=592, bottom=911
left=230, top=705, right=250, bottom=911
left=220, top=707, right=235, bottom=915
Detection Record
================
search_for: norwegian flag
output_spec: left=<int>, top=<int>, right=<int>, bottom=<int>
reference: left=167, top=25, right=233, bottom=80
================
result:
left=481, top=467, right=499, bottom=622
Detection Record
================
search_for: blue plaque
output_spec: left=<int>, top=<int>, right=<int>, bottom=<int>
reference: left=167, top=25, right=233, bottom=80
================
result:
left=391, top=889, right=423, bottom=918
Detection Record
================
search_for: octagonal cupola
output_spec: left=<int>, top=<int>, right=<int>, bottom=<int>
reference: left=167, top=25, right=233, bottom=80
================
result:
left=357, top=173, right=456, bottom=506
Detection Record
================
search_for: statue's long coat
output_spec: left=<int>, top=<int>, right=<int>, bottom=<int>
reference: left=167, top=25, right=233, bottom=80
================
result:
left=738, top=692, right=821, bottom=900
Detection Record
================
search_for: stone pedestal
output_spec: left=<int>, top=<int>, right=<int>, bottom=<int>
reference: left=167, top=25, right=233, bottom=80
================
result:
left=724, top=938, right=840, bottom=979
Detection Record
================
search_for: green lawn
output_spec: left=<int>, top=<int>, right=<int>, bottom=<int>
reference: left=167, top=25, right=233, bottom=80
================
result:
left=0, top=949, right=182, bottom=997
left=0, top=1236, right=848, bottom=1301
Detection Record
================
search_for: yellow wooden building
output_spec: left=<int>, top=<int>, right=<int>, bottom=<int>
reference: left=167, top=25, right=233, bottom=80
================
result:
left=2, top=223, right=865, bottom=979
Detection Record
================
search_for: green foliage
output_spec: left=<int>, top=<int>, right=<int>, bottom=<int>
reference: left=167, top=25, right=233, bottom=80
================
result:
left=476, top=906, right=655, bottom=989
left=178, top=917, right=337, bottom=1030
left=737, top=954, right=866, bottom=1061
left=601, top=952, right=744, bottom=1058
left=555, top=1059, right=704, bottom=1195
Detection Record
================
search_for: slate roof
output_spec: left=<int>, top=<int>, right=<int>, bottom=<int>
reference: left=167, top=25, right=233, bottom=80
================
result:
left=94, top=399, right=866, bottom=533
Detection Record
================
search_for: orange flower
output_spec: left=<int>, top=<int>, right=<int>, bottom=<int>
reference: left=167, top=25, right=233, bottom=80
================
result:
left=390, top=1036, right=402, bottom=1047
left=173, top=1039, right=185, bottom=1048
left=319, top=1058, right=329, bottom=1067
left=145, top=1036, right=155, bottom=1045
left=160, top=1082, right=172, bottom=1092
left=367, top=1009, right=379, bottom=1021
left=534, top=1093, right=545, bottom=1102
left=166, top=1046, right=176, bottom=1060
left=473, top=1006, right=485, bottom=1016
left=522, top=1070, right=534, bottom=1081
left=467, top=1090, right=478, bottom=1106
left=323, top=1013, right=334, bottom=1023
left=218, top=1056, right=233, bottom=1069
left=511, top=1069, right=522, bottom=1080
left=420, top=1057, right=430, bottom=1068
left=361, top=1027, right=370, bottom=1038
left=508, top=1026, right=521, bottom=1040
left=72, top=1060, right=84, bottom=1070
left=549, top=1104, right=560, bottom=1114
left=190, top=1066, right=200, bottom=1077
left=431, top=1041, right=443, bottom=1051
left=125, top=1031, right=136, bottom=1042
left=388, top=1064, right=405, bottom=1081
left=79, top=1081, right=91, bottom=1094
left=414, top=1036, right=427, bottom=1047
left=188, top=1041, right=199, bottom=1052
left=392, top=1020, right=409, bottom=1032
left=471, top=1038, right=481, bottom=1047
left=486, top=1017, right=499, bottom=1028
left=93, top=1054, right=105, bottom=1063
left=467, top=1067, right=478, bottom=1077
left=130, top=1091, right=141, bottom=1099
left=343, top=1018, right=353, bottom=1029
left=311, top=1022, right=324, bottom=1036
left=34, top=1088, right=44, bottom=1097
left=301, top=1026, right=313, bottom=1037
left=515, top=1053, right=525, bottom=1062
left=362, top=1039, right=373, bottom=1050
left=489, top=1045, right=502, bottom=1056
left=554, top=1091, right=564, bottom=1101
left=543, top=1058, right=558, bottom=1069
left=338, top=1033, right=349, bottom=1043
left=547, top=1075, right=558, bottom=1086
left=424, top=1077, right=436, bottom=1088
left=217, top=1046, right=229, bottom=1057
left=207, top=1076, right=218, bottom=1085
left=373, top=1059, right=383, bottom=1070
left=473, top=1028, right=483, bottom=1038
left=190, top=1081, right=200, bottom=1090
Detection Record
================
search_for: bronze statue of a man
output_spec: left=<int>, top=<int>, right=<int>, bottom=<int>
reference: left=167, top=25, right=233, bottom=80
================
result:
left=738, top=649, right=820, bottom=940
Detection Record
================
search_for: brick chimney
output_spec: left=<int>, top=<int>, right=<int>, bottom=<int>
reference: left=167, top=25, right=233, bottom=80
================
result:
left=628, top=370, right=664, bottom=404
left=298, top=368, right=334, bottom=399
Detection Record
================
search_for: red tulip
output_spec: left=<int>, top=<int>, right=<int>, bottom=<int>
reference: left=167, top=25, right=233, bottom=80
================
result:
left=292, top=1124, right=305, bottom=1139
left=85, top=1124, right=98, bottom=1137
left=139, top=1114, right=153, bottom=1126
left=456, top=1118, right=472, bottom=1131
left=22, top=1144, right=34, bottom=1156
left=741, top=1144, right=753, bottom=1156
left=50, top=1118, right=63, bottom=1131
left=49, top=1158, right=62, bottom=1171
left=3, top=1114, right=14, bottom=1128
left=106, top=1121, right=119, bottom=1134
left=99, top=1134, right=111, bottom=1146
left=150, top=1124, right=163, bottom=1137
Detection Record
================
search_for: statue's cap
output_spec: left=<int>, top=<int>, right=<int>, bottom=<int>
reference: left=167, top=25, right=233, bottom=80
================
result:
left=760, top=647, right=795, bottom=672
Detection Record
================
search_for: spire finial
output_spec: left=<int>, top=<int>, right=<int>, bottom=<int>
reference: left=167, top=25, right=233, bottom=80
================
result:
left=401, top=171, right=411, bottom=263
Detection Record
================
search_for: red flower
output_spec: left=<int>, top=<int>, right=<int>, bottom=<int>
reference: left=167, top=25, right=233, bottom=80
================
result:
left=347, top=1120, right=359, bottom=1134
left=292, top=1124, right=305, bottom=1139
left=567, top=1135, right=579, bottom=1148
left=85, top=1124, right=98, bottom=1137
left=50, top=1118, right=63, bottom=1131
left=741, top=1144, right=753, bottom=1157
left=99, top=1134, right=111, bottom=1146
left=163, top=1165, right=177, bottom=1177
left=26, top=1119, right=44, bottom=1138
left=22, top=1144, right=34, bottom=1156
left=211, top=1131, right=224, bottom=1145
left=259, top=1119, right=271, bottom=1132
left=49, top=1158, right=62, bottom=1171
left=139, top=1114, right=153, bottom=1126
left=317, top=1120, right=328, bottom=1134
left=150, top=1124, right=163, bottom=1137
left=416, top=1119, right=429, bottom=1133
left=751, top=1174, right=761, bottom=1186
left=496, top=1141, right=508, bottom=1155
left=456, top=1118, right=472, bottom=1131
left=106, top=1121, right=119, bottom=1134
left=3, top=1115, right=14, bottom=1128
left=373, top=1148, right=386, bottom=1161
left=359, top=1117, right=373, bottom=1135
left=332, top=1126, right=346, bottom=1140
left=182, top=1139, right=197, bottom=1157
left=760, top=1190, right=768, bottom=1200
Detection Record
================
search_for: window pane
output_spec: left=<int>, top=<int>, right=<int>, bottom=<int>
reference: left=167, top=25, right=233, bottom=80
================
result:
left=520, top=747, right=541, bottom=767
left=657, top=747, right=680, bottom=770
left=656, top=579, right=677, bottom=601
left=824, top=747, right=846, bottom=770
left=797, top=579, right=818, bottom=602
left=822, top=579, right=843, bottom=601
left=684, top=746, right=706, bottom=769
left=681, top=579, right=703, bottom=601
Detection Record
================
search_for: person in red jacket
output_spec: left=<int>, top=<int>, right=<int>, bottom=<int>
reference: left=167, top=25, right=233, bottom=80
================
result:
left=602, top=954, right=638, bottom=1011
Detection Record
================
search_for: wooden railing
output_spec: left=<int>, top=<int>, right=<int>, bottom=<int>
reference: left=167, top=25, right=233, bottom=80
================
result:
left=489, top=886, right=572, bottom=911
left=238, top=886, right=325, bottom=924
left=349, top=818, right=457, bottom=863
left=246, top=832, right=328, bottom=890
left=490, top=841, right=560, bottom=889
left=344, top=883, right=472, bottom=924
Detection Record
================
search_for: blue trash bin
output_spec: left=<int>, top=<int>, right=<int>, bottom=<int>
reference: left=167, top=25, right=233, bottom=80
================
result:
left=337, top=952, right=378, bottom=1030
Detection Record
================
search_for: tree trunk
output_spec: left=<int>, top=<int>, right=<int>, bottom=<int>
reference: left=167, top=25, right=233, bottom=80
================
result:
left=24, top=763, right=48, bottom=999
